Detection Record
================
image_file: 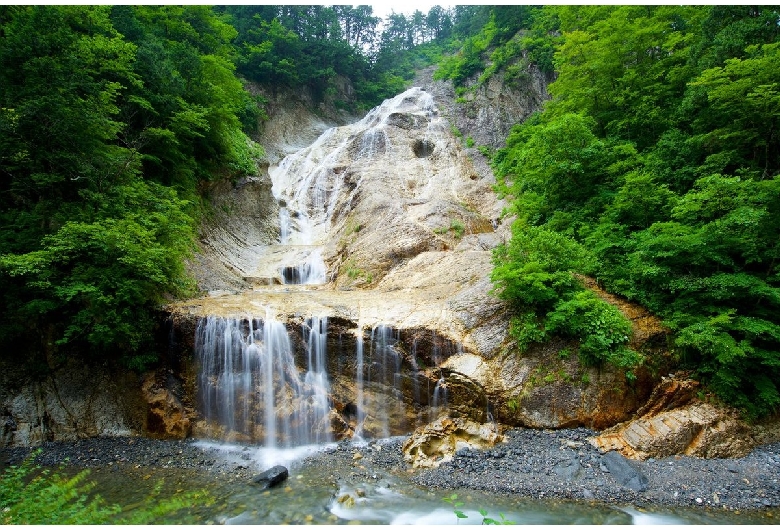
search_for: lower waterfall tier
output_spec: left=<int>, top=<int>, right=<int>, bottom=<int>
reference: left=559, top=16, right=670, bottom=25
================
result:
left=193, top=314, right=491, bottom=446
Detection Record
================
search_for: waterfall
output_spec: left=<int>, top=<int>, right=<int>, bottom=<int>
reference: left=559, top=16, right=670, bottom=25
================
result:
left=431, top=371, right=449, bottom=421
left=196, top=314, right=332, bottom=447
left=266, top=86, right=440, bottom=286
left=365, top=325, right=405, bottom=438
left=192, top=87, right=473, bottom=446
left=353, top=331, right=366, bottom=440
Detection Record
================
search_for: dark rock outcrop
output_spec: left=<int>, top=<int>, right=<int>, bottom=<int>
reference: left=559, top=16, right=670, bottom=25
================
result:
left=252, top=465, right=289, bottom=488
left=601, top=451, right=649, bottom=492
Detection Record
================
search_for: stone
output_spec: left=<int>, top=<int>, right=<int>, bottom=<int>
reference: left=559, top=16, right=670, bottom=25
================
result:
left=252, top=465, right=289, bottom=488
left=552, top=457, right=583, bottom=481
left=590, top=379, right=756, bottom=460
left=402, top=416, right=504, bottom=469
left=141, top=372, right=191, bottom=440
left=601, top=451, right=648, bottom=492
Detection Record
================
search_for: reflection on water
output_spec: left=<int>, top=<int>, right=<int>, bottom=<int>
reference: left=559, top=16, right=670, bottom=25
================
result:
left=78, top=439, right=771, bottom=525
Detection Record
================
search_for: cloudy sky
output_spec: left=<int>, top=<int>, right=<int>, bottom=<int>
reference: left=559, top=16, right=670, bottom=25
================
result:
left=368, top=2, right=456, bottom=19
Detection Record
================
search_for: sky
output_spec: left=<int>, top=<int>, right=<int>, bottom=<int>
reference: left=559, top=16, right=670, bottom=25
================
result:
left=368, top=2, right=456, bottom=20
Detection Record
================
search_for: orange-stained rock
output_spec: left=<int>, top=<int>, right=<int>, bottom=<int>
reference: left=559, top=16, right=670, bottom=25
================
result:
left=590, top=376, right=755, bottom=460
left=141, top=372, right=191, bottom=440
left=402, top=416, right=504, bottom=468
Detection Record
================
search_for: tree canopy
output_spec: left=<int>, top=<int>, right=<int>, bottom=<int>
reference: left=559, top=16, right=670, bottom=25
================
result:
left=487, top=5, right=780, bottom=418
left=0, top=5, right=259, bottom=368
left=0, top=4, right=460, bottom=370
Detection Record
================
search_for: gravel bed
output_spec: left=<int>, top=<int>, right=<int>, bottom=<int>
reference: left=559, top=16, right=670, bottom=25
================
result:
left=301, top=427, right=780, bottom=514
left=412, top=428, right=780, bottom=513
left=1, top=437, right=259, bottom=485
left=3, top=428, right=779, bottom=515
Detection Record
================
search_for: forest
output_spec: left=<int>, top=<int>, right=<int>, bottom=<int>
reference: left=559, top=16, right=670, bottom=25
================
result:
left=1, top=5, right=778, bottom=420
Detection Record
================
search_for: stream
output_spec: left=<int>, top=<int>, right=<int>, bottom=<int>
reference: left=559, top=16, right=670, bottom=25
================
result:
left=62, top=438, right=770, bottom=525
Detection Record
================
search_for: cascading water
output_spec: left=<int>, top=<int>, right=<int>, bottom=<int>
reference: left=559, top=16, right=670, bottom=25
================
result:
left=265, top=86, right=441, bottom=285
left=194, top=87, right=462, bottom=446
left=431, top=371, right=449, bottom=421
left=353, top=332, right=366, bottom=440
left=196, top=313, right=332, bottom=447
left=347, top=325, right=409, bottom=439
left=196, top=314, right=456, bottom=447
left=368, top=325, right=404, bottom=438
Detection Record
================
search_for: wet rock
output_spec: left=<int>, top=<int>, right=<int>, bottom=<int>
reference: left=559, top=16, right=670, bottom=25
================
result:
left=252, top=465, right=289, bottom=488
left=337, top=493, right=355, bottom=508
left=164, top=80, right=677, bottom=441
left=141, top=373, right=191, bottom=440
left=601, top=451, right=648, bottom=492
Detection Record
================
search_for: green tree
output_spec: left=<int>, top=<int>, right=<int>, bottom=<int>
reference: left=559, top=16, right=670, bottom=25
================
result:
left=488, top=5, right=780, bottom=416
left=494, top=113, right=639, bottom=232
left=1, top=6, right=257, bottom=369
left=548, top=5, right=705, bottom=149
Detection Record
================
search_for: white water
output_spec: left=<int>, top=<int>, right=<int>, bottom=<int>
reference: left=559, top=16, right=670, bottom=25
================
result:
left=353, top=332, right=366, bottom=440
left=195, top=88, right=457, bottom=448
left=266, top=86, right=440, bottom=285
left=196, top=314, right=332, bottom=447
left=196, top=315, right=446, bottom=447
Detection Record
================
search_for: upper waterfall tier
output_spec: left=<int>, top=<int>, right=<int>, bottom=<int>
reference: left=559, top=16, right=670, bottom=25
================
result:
left=175, top=84, right=510, bottom=358
left=269, top=87, right=440, bottom=248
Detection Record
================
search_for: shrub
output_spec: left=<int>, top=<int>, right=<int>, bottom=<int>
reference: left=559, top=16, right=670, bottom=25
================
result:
left=0, top=451, right=213, bottom=524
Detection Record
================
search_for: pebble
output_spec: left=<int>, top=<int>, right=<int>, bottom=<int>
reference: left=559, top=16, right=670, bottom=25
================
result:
left=401, top=428, right=780, bottom=512
left=2, top=429, right=779, bottom=513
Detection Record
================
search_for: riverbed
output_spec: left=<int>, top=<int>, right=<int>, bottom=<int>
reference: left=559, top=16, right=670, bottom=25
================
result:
left=2, top=428, right=777, bottom=524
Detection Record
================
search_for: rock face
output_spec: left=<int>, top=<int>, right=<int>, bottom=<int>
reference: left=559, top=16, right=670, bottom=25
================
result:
left=141, top=372, right=192, bottom=440
left=590, top=376, right=756, bottom=459
left=168, top=68, right=671, bottom=438
left=0, top=357, right=143, bottom=447
left=414, top=63, right=553, bottom=151
left=188, top=81, right=358, bottom=294
left=402, top=416, right=505, bottom=468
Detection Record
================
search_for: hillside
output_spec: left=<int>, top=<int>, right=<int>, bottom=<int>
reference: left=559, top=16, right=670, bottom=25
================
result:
left=1, top=6, right=779, bottom=451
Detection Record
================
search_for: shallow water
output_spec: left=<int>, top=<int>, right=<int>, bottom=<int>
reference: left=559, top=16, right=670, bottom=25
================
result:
left=74, top=439, right=773, bottom=525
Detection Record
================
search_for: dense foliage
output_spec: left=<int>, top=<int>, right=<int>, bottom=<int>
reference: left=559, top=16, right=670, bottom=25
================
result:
left=0, top=5, right=468, bottom=373
left=0, top=5, right=259, bottom=368
left=223, top=5, right=461, bottom=109
left=485, top=5, right=780, bottom=418
left=4, top=4, right=776, bottom=420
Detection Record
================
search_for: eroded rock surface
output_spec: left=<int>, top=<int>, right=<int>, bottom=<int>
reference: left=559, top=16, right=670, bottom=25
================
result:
left=170, top=76, right=667, bottom=435
left=402, top=416, right=504, bottom=468
left=0, top=358, right=142, bottom=447
left=590, top=376, right=756, bottom=459
left=141, top=372, right=192, bottom=440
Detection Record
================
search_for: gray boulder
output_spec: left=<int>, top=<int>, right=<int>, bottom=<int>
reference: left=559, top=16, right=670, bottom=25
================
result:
left=252, top=465, right=289, bottom=488
left=601, top=451, right=648, bottom=492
